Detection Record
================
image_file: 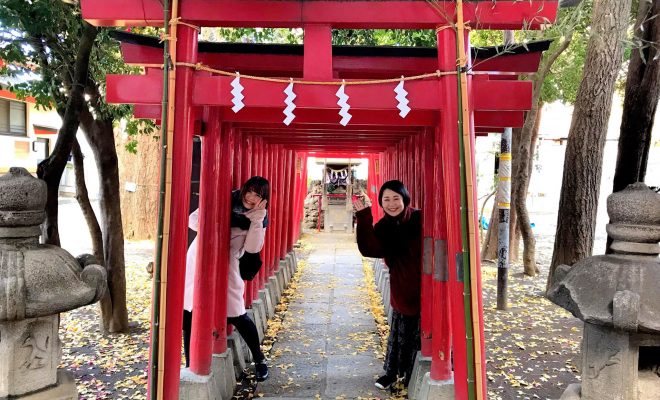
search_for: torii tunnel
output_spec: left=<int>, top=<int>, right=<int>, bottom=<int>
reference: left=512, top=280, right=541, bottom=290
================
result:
left=81, top=1, right=559, bottom=399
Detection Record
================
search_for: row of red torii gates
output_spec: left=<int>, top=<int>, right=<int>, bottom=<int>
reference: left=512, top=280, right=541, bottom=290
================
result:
left=81, top=1, right=560, bottom=399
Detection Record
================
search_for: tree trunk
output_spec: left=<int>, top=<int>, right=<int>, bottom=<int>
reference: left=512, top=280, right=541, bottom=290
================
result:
left=548, top=0, right=633, bottom=289
left=612, top=0, right=660, bottom=192
left=36, top=22, right=97, bottom=246
left=80, top=108, right=129, bottom=333
left=116, top=128, right=161, bottom=240
left=71, top=138, right=104, bottom=263
left=519, top=104, right=542, bottom=276
left=513, top=103, right=539, bottom=276
left=511, top=28, right=574, bottom=277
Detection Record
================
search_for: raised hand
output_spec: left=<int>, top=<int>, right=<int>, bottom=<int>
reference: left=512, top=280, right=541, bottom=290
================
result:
left=245, top=200, right=268, bottom=221
left=353, top=198, right=367, bottom=212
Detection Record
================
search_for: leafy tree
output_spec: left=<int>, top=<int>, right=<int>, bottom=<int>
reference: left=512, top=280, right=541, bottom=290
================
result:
left=548, top=0, right=634, bottom=288
left=611, top=0, right=659, bottom=194
left=0, top=0, right=151, bottom=332
left=480, top=2, right=592, bottom=277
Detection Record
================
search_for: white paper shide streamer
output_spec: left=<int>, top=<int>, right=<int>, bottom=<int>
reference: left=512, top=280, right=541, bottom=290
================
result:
left=283, top=81, right=296, bottom=125
left=394, top=79, right=411, bottom=118
left=336, top=83, right=352, bottom=126
left=231, top=72, right=245, bottom=113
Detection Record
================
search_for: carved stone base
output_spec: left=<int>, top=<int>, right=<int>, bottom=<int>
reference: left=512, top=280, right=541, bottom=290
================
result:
left=246, top=308, right=264, bottom=342
left=559, top=383, right=582, bottom=400
left=0, top=316, right=60, bottom=397
left=259, top=288, right=275, bottom=319
left=18, top=370, right=77, bottom=400
left=417, top=373, right=454, bottom=400
left=179, top=350, right=236, bottom=400
left=581, top=323, right=637, bottom=400
left=408, top=352, right=432, bottom=400
left=227, top=333, right=247, bottom=379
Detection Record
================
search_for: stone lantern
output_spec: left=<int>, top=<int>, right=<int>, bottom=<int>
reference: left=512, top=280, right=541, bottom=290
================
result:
left=0, top=167, right=107, bottom=399
left=548, top=183, right=660, bottom=400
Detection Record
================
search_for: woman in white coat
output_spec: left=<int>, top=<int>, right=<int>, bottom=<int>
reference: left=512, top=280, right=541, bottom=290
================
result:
left=183, top=176, right=270, bottom=381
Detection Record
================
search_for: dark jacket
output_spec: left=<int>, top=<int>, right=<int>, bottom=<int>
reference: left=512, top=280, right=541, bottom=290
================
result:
left=355, top=206, right=422, bottom=316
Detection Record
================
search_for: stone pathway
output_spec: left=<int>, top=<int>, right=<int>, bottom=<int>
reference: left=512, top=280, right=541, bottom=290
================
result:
left=257, top=232, right=386, bottom=399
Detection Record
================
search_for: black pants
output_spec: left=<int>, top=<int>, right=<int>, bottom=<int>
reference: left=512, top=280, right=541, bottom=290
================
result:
left=228, top=313, right=265, bottom=363
left=182, top=311, right=264, bottom=367
left=183, top=310, right=192, bottom=367
left=383, top=310, right=421, bottom=385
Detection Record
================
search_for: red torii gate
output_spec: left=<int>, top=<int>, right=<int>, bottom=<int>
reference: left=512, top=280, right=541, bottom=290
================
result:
left=81, top=1, right=559, bottom=399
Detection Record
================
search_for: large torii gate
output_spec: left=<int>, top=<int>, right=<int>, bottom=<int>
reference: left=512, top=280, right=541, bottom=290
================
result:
left=81, top=1, right=559, bottom=399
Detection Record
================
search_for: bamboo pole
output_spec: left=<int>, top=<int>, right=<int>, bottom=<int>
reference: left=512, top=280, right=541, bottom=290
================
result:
left=148, top=0, right=170, bottom=397
left=153, top=0, right=179, bottom=398
left=455, top=1, right=485, bottom=399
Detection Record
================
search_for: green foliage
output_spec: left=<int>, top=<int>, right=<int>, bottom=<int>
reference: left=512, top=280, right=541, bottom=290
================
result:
left=0, top=0, right=150, bottom=149
left=539, top=4, right=593, bottom=104
left=124, top=119, right=158, bottom=154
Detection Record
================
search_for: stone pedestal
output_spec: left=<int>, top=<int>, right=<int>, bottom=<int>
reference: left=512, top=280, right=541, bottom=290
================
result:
left=267, top=277, right=280, bottom=307
left=0, top=168, right=106, bottom=400
left=581, top=323, right=638, bottom=400
left=0, top=316, right=60, bottom=398
left=548, top=183, right=660, bottom=400
left=259, top=288, right=275, bottom=319
left=179, top=350, right=236, bottom=400
left=19, top=370, right=77, bottom=400
left=560, top=383, right=582, bottom=400
left=408, top=352, right=432, bottom=400
left=227, top=333, right=247, bottom=379
left=246, top=308, right=264, bottom=342
left=252, top=299, right=268, bottom=333
left=417, top=373, right=454, bottom=400
left=275, top=268, right=286, bottom=294
left=279, top=260, right=290, bottom=286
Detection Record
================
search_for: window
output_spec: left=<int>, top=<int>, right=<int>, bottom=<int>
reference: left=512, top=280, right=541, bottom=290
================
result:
left=0, top=98, right=27, bottom=137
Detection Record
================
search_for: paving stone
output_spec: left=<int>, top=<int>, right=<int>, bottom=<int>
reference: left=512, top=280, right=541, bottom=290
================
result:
left=258, top=232, right=385, bottom=399
left=324, top=355, right=382, bottom=397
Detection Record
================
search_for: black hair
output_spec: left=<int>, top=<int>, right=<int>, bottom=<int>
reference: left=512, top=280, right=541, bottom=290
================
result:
left=378, top=180, right=411, bottom=208
left=241, top=176, right=270, bottom=205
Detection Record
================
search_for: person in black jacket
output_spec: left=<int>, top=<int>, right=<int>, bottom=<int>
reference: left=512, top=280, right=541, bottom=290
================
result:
left=353, top=180, right=422, bottom=391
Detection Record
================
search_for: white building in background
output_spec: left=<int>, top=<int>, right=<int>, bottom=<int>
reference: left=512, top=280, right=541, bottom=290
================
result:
left=475, top=94, right=660, bottom=254
left=1, top=69, right=99, bottom=198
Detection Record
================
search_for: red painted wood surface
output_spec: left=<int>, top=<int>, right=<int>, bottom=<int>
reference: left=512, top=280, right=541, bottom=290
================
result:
left=190, top=108, right=221, bottom=375
left=212, top=122, right=234, bottom=354
left=158, top=25, right=198, bottom=400
left=420, top=129, right=434, bottom=358
left=82, top=0, right=558, bottom=30
left=119, top=41, right=544, bottom=76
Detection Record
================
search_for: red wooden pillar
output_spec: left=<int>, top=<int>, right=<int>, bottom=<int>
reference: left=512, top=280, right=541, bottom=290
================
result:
left=160, top=24, right=198, bottom=399
left=233, top=128, right=243, bottom=187
left=284, top=150, right=295, bottom=255
left=298, top=153, right=309, bottom=240
left=257, top=138, right=266, bottom=297
left=241, top=133, right=254, bottom=308
left=431, top=125, right=452, bottom=381
left=303, top=24, right=333, bottom=80
left=419, top=129, right=434, bottom=359
left=437, top=27, right=468, bottom=396
left=189, top=108, right=221, bottom=375
left=367, top=154, right=378, bottom=221
left=414, top=134, right=422, bottom=208
left=279, top=149, right=290, bottom=259
left=267, top=145, right=278, bottom=283
left=405, top=137, right=411, bottom=202
left=376, top=153, right=384, bottom=220
left=273, top=146, right=283, bottom=263
left=277, top=146, right=287, bottom=260
left=212, top=122, right=235, bottom=355
left=291, top=152, right=303, bottom=245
